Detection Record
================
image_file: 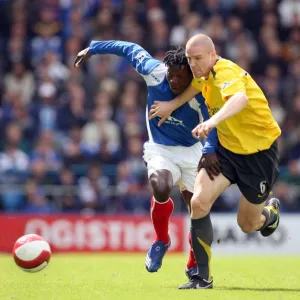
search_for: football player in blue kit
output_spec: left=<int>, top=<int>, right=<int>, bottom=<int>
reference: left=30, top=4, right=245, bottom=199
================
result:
left=74, top=40, right=220, bottom=278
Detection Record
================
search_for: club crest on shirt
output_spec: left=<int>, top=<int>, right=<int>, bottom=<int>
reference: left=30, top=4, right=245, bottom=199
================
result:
left=135, top=51, right=149, bottom=62
left=221, top=81, right=233, bottom=90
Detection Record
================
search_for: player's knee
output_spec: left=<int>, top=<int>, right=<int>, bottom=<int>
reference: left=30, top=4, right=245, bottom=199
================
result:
left=190, top=195, right=212, bottom=217
left=150, top=176, right=172, bottom=203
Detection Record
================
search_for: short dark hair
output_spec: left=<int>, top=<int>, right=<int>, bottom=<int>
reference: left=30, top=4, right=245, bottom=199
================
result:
left=163, top=46, right=192, bottom=75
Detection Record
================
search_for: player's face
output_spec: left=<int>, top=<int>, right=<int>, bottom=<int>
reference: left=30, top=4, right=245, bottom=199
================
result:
left=186, top=46, right=216, bottom=78
left=167, top=65, right=193, bottom=95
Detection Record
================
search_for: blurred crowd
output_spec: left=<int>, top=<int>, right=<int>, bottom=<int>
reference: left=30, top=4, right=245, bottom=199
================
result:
left=0, top=0, right=299, bottom=214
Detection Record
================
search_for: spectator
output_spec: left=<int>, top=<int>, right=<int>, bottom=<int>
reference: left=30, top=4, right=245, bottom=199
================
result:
left=42, top=51, right=70, bottom=84
left=62, top=125, right=85, bottom=165
left=30, top=7, right=63, bottom=66
left=5, top=37, right=28, bottom=68
left=57, top=83, right=87, bottom=132
left=0, top=122, right=29, bottom=211
left=4, top=62, right=35, bottom=105
left=116, top=160, right=149, bottom=213
left=58, top=168, right=79, bottom=212
left=0, top=122, right=29, bottom=177
left=30, top=130, right=62, bottom=172
left=32, top=81, right=57, bottom=131
left=278, top=0, right=300, bottom=28
left=78, top=164, right=110, bottom=212
left=81, top=107, right=121, bottom=157
left=23, top=179, right=53, bottom=213
left=283, top=58, right=300, bottom=111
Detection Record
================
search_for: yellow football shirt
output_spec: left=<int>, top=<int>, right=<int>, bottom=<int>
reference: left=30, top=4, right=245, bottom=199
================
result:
left=192, top=58, right=281, bottom=154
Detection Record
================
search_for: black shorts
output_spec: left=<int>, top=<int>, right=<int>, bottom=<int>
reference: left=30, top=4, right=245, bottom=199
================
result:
left=217, top=141, right=279, bottom=204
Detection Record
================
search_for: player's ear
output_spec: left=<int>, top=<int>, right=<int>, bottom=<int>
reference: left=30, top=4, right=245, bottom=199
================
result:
left=210, top=50, right=217, bottom=63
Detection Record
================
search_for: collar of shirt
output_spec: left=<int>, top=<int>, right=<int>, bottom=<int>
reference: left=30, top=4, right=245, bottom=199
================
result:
left=208, top=56, right=222, bottom=80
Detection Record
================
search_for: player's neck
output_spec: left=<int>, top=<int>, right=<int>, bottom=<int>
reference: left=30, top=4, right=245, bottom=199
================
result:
left=204, top=57, right=218, bottom=79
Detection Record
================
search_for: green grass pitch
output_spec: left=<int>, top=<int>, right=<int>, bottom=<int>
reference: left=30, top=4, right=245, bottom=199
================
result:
left=1, top=253, right=300, bottom=300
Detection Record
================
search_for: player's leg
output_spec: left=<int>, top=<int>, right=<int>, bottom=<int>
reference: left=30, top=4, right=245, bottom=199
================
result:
left=236, top=141, right=280, bottom=236
left=181, top=190, right=197, bottom=279
left=181, top=190, right=192, bottom=211
left=237, top=196, right=280, bottom=234
left=144, top=151, right=181, bottom=273
left=179, top=169, right=230, bottom=289
left=145, top=169, right=176, bottom=273
left=178, top=142, right=202, bottom=279
left=237, top=198, right=266, bottom=232
left=149, top=169, right=174, bottom=245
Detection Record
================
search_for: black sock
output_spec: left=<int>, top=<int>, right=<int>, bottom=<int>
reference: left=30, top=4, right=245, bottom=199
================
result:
left=191, top=214, right=213, bottom=281
left=260, top=207, right=277, bottom=230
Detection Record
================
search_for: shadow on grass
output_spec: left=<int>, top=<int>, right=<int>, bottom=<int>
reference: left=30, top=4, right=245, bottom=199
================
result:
left=217, top=286, right=300, bottom=293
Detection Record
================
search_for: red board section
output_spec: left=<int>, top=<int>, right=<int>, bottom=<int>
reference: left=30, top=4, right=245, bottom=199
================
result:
left=0, top=215, right=185, bottom=253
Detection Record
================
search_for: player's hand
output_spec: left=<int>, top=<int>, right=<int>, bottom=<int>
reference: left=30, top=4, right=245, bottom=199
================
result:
left=74, top=48, right=91, bottom=68
left=148, top=101, right=175, bottom=126
left=198, top=153, right=221, bottom=180
left=192, top=119, right=218, bottom=139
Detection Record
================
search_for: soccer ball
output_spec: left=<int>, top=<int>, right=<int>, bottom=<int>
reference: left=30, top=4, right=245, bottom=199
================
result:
left=12, top=234, right=51, bottom=272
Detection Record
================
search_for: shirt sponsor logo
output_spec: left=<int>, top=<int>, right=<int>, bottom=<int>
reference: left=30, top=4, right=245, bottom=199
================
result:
left=161, top=116, right=185, bottom=127
left=150, top=73, right=160, bottom=83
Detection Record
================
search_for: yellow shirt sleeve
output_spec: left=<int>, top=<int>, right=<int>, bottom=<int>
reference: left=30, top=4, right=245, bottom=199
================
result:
left=192, top=78, right=204, bottom=92
left=215, top=69, right=246, bottom=100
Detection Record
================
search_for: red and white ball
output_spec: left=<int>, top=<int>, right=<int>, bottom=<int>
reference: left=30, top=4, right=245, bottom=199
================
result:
left=13, top=234, right=51, bottom=272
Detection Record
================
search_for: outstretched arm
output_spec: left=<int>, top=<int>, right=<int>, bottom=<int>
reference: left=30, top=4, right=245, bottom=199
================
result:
left=74, top=40, right=161, bottom=75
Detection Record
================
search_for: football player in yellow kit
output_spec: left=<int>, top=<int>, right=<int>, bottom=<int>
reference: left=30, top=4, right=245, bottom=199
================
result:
left=149, top=34, right=281, bottom=290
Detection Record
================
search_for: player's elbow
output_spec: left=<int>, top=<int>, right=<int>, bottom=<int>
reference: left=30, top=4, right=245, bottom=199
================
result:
left=240, top=92, right=248, bottom=105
